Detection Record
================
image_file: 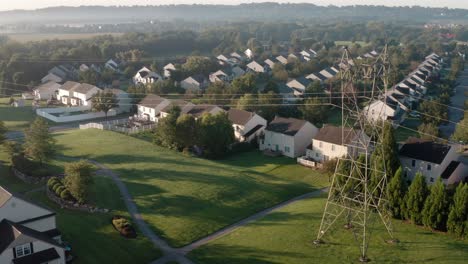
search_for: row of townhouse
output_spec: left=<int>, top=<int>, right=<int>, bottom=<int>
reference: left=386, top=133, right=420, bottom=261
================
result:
left=0, top=185, right=67, bottom=264
left=136, top=94, right=268, bottom=142
left=364, top=53, right=442, bottom=125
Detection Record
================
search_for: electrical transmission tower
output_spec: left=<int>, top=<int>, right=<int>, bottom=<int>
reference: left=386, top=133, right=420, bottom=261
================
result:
left=314, top=45, right=397, bottom=262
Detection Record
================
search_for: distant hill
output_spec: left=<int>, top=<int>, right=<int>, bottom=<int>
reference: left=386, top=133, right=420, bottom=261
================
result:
left=0, top=3, right=467, bottom=25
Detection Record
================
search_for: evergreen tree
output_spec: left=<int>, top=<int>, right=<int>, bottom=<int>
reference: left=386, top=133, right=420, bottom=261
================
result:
left=387, top=167, right=407, bottom=219
left=447, top=183, right=468, bottom=238
left=175, top=114, right=197, bottom=150
left=153, top=106, right=181, bottom=149
left=64, top=160, right=94, bottom=204
left=196, top=112, right=234, bottom=159
left=0, top=120, right=6, bottom=144
left=405, top=173, right=429, bottom=225
left=236, top=93, right=257, bottom=112
left=23, top=118, right=56, bottom=165
left=422, top=179, right=449, bottom=230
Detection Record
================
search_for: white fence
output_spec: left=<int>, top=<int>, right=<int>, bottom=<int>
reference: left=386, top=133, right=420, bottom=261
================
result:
left=297, top=156, right=323, bottom=169
left=80, top=118, right=155, bottom=134
left=37, top=106, right=117, bottom=123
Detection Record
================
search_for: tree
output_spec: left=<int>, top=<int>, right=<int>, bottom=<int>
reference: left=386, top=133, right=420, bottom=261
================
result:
left=387, top=167, right=407, bottom=219
left=64, top=160, right=94, bottom=203
left=263, top=80, right=279, bottom=94
left=257, top=91, right=280, bottom=121
left=79, top=70, right=99, bottom=84
left=154, top=106, right=181, bottom=149
left=23, top=118, right=56, bottom=165
left=405, top=173, right=429, bottom=225
left=370, top=121, right=399, bottom=190
left=0, top=120, right=6, bottom=144
left=3, top=140, right=19, bottom=165
left=305, top=80, right=324, bottom=97
left=452, top=113, right=468, bottom=143
left=447, top=183, right=468, bottom=238
left=231, top=73, right=257, bottom=94
left=418, top=122, right=439, bottom=140
left=91, top=91, right=119, bottom=118
left=196, top=112, right=234, bottom=159
left=236, top=93, right=257, bottom=111
left=176, top=114, right=197, bottom=150
left=422, top=179, right=449, bottom=230
left=299, top=97, right=328, bottom=125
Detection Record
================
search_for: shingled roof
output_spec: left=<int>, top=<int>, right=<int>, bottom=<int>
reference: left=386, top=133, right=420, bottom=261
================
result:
left=228, top=108, right=255, bottom=126
left=266, top=117, right=307, bottom=136
left=399, top=140, right=451, bottom=164
left=314, top=125, right=362, bottom=145
left=138, top=94, right=167, bottom=108
left=0, top=186, right=12, bottom=207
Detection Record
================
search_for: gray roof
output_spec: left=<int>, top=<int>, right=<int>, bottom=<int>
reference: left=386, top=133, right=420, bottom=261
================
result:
left=186, top=105, right=219, bottom=118
left=266, top=117, right=308, bottom=136
left=314, top=125, right=361, bottom=145
left=0, top=186, right=12, bottom=207
left=228, top=108, right=255, bottom=126
left=161, top=99, right=192, bottom=113
left=139, top=94, right=167, bottom=108
left=59, top=81, right=80, bottom=91
left=399, top=140, right=451, bottom=164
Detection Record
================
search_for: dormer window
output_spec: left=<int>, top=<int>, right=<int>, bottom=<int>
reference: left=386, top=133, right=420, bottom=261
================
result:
left=15, top=243, right=32, bottom=258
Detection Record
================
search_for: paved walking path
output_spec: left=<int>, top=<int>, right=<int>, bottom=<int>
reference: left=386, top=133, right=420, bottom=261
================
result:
left=69, top=157, right=327, bottom=264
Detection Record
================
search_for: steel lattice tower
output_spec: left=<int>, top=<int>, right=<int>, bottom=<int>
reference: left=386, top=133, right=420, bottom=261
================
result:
left=314, top=45, right=397, bottom=262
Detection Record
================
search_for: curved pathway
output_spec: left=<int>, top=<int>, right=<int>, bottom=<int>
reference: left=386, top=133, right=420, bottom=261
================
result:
left=85, top=158, right=326, bottom=264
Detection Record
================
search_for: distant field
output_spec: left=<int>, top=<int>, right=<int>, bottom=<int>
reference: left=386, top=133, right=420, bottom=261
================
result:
left=7, top=33, right=124, bottom=43
left=335, top=40, right=371, bottom=47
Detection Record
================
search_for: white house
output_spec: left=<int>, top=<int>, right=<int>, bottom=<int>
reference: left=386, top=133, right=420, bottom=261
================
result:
left=276, top=55, right=288, bottom=65
left=259, top=117, right=319, bottom=158
left=180, top=75, right=207, bottom=91
left=399, top=139, right=468, bottom=185
left=363, top=97, right=407, bottom=125
left=264, top=59, right=276, bottom=69
left=57, top=81, right=102, bottom=107
left=137, top=94, right=171, bottom=122
left=0, top=185, right=66, bottom=264
left=305, top=125, right=370, bottom=162
left=163, top=63, right=176, bottom=79
left=228, top=108, right=267, bottom=142
left=246, top=61, right=266, bottom=73
left=244, top=48, right=254, bottom=59
left=319, top=67, right=339, bottom=79
left=209, top=69, right=233, bottom=83
left=33, top=82, right=61, bottom=100
left=105, top=59, right=120, bottom=72
left=286, top=77, right=311, bottom=94
left=41, top=65, right=76, bottom=84
left=306, top=72, right=327, bottom=83
left=133, top=67, right=162, bottom=85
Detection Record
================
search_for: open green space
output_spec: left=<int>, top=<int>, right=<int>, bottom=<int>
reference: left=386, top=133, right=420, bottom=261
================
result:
left=52, top=129, right=330, bottom=247
left=334, top=41, right=371, bottom=47
left=0, top=97, right=39, bottom=131
left=0, top=146, right=160, bottom=264
left=190, top=197, right=468, bottom=264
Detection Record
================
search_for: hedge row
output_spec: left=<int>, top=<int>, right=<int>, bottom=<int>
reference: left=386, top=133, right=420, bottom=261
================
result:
left=47, top=177, right=74, bottom=201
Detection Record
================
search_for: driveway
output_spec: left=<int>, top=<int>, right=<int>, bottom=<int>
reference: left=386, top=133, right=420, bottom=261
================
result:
left=439, top=68, right=468, bottom=138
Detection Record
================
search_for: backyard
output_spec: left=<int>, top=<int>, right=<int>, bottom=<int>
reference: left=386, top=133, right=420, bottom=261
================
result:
left=52, top=129, right=330, bottom=247
left=190, top=197, right=468, bottom=264
left=0, top=97, right=40, bottom=131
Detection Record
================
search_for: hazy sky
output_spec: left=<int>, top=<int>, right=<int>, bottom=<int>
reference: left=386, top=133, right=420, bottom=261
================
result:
left=0, top=1, right=467, bottom=11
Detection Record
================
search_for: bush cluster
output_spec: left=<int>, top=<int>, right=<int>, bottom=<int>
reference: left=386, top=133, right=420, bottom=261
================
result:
left=112, top=216, right=137, bottom=238
left=12, top=155, right=50, bottom=178
left=47, top=177, right=74, bottom=201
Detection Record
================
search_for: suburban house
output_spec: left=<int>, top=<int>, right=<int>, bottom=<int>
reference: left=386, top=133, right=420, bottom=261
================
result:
left=399, top=139, right=468, bottom=185
left=259, top=117, right=319, bottom=158
left=319, top=67, right=339, bottom=79
left=133, top=67, right=162, bottom=85
left=216, top=54, right=229, bottom=64
left=103, top=88, right=132, bottom=113
left=105, top=59, right=120, bottom=72
left=232, top=66, right=246, bottom=78
left=185, top=105, right=225, bottom=119
left=0, top=185, right=66, bottom=264
left=33, top=81, right=61, bottom=100
left=209, top=69, right=235, bottom=83
left=163, top=63, right=176, bottom=79
left=228, top=108, right=267, bottom=142
left=264, top=59, right=276, bottom=69
left=287, top=77, right=311, bottom=92
left=158, top=99, right=195, bottom=119
left=306, top=72, right=327, bottom=83
left=246, top=61, right=266, bottom=73
left=363, top=97, right=407, bottom=125
left=305, top=125, right=370, bottom=162
left=244, top=48, right=254, bottom=59
left=180, top=75, right=208, bottom=91
left=276, top=55, right=288, bottom=65
left=56, top=81, right=102, bottom=107
left=41, top=65, right=77, bottom=84
left=137, top=94, right=171, bottom=122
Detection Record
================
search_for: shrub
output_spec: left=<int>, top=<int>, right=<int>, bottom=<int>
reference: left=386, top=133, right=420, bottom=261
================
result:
left=52, top=182, right=63, bottom=192
left=47, top=177, right=59, bottom=188
left=55, top=186, right=65, bottom=195
left=60, top=189, right=73, bottom=201
left=12, top=155, right=51, bottom=177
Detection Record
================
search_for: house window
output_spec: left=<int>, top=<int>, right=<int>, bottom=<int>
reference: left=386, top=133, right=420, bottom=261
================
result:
left=427, top=164, right=432, bottom=171
left=15, top=244, right=32, bottom=258
left=371, top=109, right=375, bottom=115
left=411, top=160, right=416, bottom=167
left=285, top=146, right=290, bottom=153
left=430, top=177, right=434, bottom=183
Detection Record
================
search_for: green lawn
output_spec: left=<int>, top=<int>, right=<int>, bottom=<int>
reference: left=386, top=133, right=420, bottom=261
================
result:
left=0, top=146, right=161, bottom=264
left=0, top=97, right=39, bottom=131
left=52, top=129, right=330, bottom=247
left=190, top=197, right=468, bottom=264
left=395, top=117, right=421, bottom=142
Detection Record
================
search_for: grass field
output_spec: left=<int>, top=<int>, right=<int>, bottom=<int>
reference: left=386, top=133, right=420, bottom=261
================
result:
left=190, top=197, right=468, bottom=264
left=335, top=41, right=371, bottom=47
left=0, top=147, right=161, bottom=264
left=0, top=97, right=40, bottom=131
left=7, top=33, right=124, bottom=43
left=52, top=129, right=330, bottom=247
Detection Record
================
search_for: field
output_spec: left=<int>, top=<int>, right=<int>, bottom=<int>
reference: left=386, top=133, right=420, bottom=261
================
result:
left=0, top=97, right=40, bottom=131
left=52, top=129, right=330, bottom=247
left=7, top=33, right=124, bottom=43
left=190, top=197, right=468, bottom=264
left=334, top=40, right=371, bottom=47
left=0, top=146, right=160, bottom=264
